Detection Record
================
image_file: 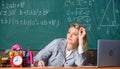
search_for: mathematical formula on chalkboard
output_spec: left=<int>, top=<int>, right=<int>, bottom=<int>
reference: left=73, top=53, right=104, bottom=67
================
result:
left=0, top=0, right=120, bottom=50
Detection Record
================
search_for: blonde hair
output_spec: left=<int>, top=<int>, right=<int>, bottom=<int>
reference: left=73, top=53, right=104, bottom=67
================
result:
left=69, top=23, right=87, bottom=51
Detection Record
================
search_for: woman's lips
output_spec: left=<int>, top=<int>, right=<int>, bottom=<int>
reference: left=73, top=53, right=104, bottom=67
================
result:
left=68, top=38, right=72, bottom=41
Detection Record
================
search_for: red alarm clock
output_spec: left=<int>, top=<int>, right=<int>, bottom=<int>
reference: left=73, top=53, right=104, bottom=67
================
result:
left=10, top=51, right=23, bottom=67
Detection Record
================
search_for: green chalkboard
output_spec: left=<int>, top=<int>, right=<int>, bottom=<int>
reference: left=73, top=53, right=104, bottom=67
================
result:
left=0, top=0, right=120, bottom=50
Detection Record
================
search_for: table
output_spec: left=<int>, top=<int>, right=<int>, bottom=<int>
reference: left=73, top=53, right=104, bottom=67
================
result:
left=0, top=67, right=120, bottom=69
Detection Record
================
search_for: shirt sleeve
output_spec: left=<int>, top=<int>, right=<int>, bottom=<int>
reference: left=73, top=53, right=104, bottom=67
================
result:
left=33, top=39, right=59, bottom=62
left=75, top=45, right=85, bottom=67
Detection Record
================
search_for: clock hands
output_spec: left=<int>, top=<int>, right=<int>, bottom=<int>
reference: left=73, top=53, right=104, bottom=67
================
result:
left=15, top=57, right=18, bottom=62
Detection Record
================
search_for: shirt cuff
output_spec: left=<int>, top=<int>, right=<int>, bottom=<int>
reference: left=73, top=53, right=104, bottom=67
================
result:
left=78, top=45, right=84, bottom=54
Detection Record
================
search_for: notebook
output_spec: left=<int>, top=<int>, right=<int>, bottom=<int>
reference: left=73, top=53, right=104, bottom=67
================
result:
left=97, top=40, right=120, bottom=67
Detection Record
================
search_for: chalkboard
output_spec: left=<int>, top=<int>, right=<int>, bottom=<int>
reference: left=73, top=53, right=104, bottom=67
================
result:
left=0, top=0, right=120, bottom=50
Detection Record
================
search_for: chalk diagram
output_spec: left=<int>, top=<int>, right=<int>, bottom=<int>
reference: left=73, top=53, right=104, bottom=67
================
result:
left=98, top=0, right=120, bottom=34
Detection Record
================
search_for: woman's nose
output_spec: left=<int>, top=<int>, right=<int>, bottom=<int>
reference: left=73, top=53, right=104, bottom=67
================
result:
left=69, top=33, right=72, bottom=37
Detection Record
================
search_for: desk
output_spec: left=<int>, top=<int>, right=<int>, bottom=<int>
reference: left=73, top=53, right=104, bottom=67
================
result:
left=0, top=67, right=120, bottom=69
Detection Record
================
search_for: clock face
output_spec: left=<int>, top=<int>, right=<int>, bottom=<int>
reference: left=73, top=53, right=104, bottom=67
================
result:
left=12, top=56, right=23, bottom=66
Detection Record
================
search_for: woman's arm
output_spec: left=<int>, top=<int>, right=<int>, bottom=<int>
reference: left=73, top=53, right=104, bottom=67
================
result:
left=33, top=39, right=59, bottom=66
left=75, top=27, right=87, bottom=66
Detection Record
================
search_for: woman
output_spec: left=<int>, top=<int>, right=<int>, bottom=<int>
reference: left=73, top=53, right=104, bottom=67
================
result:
left=33, top=23, right=87, bottom=67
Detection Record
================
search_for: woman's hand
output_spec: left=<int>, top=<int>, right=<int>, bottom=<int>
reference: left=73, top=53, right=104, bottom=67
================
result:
left=33, top=61, right=45, bottom=67
left=78, top=27, right=86, bottom=46
left=37, top=60, right=45, bottom=67
left=79, top=27, right=86, bottom=38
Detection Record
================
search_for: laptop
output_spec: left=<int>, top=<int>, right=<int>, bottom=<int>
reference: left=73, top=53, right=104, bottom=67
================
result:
left=97, top=40, right=120, bottom=67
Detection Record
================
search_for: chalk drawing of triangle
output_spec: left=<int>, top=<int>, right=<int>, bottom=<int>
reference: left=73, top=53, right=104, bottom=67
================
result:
left=100, top=0, right=119, bottom=27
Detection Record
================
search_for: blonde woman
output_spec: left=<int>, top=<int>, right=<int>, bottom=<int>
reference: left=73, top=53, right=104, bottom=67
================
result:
left=34, top=23, right=87, bottom=67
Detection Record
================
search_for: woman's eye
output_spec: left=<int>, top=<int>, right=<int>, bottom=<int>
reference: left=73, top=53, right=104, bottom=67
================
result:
left=74, top=34, right=78, bottom=36
left=72, top=33, right=78, bottom=36
left=67, top=32, right=70, bottom=34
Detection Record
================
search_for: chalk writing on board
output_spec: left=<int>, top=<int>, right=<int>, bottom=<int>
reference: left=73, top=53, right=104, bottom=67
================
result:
left=0, top=18, right=59, bottom=27
left=19, top=9, right=48, bottom=16
left=100, top=0, right=119, bottom=27
left=99, top=0, right=120, bottom=34
left=0, top=0, right=120, bottom=50
left=65, top=7, right=91, bottom=23
left=1, top=0, right=25, bottom=9
left=0, top=0, right=59, bottom=27
left=64, top=0, right=95, bottom=7
left=0, top=9, right=16, bottom=16
left=64, top=0, right=95, bottom=31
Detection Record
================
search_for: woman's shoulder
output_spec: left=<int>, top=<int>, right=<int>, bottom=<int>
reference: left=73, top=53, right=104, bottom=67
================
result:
left=53, top=38, right=66, bottom=42
left=52, top=38, right=67, bottom=47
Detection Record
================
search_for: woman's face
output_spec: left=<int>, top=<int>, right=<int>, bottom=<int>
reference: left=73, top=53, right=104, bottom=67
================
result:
left=66, top=27, right=79, bottom=45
